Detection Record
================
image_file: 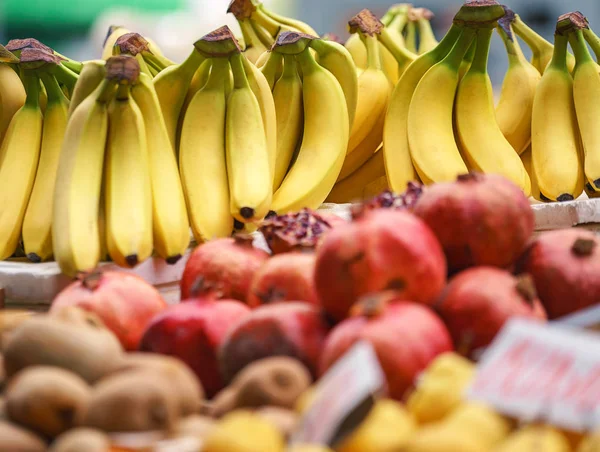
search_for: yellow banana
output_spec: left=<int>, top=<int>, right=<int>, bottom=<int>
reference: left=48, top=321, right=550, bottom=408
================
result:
left=327, top=148, right=387, bottom=203
left=180, top=58, right=213, bottom=126
left=0, top=62, right=26, bottom=143
left=53, top=75, right=117, bottom=276
left=383, top=4, right=410, bottom=47
left=270, top=45, right=349, bottom=213
left=521, top=146, right=542, bottom=202
left=242, top=56, right=277, bottom=185
left=22, top=72, right=69, bottom=262
left=570, top=27, right=600, bottom=191
left=416, top=9, right=439, bottom=54
left=382, top=24, right=463, bottom=192
left=0, top=71, right=43, bottom=260
left=495, top=17, right=541, bottom=155
left=239, top=19, right=270, bottom=64
left=583, top=27, right=600, bottom=61
left=256, top=50, right=271, bottom=68
left=257, top=2, right=318, bottom=36
left=104, top=82, right=153, bottom=268
left=407, top=27, right=475, bottom=184
left=455, top=27, right=530, bottom=194
left=179, top=57, right=233, bottom=242
left=531, top=30, right=584, bottom=201
left=513, top=14, right=576, bottom=74
left=67, top=59, right=106, bottom=117
left=131, top=72, right=190, bottom=262
left=260, top=51, right=284, bottom=90
left=310, top=38, right=358, bottom=129
left=272, top=54, right=303, bottom=190
left=153, top=47, right=205, bottom=150
left=227, top=52, right=272, bottom=222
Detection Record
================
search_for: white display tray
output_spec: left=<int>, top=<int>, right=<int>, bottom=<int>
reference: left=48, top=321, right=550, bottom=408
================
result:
left=0, top=200, right=597, bottom=309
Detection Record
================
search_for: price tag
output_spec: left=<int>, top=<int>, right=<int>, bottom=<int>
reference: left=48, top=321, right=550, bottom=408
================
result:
left=552, top=304, right=600, bottom=332
left=467, top=318, right=600, bottom=432
left=289, top=341, right=385, bottom=446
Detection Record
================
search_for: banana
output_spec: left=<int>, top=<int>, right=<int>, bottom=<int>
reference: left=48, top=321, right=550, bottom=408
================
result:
left=67, top=60, right=106, bottom=117
left=272, top=54, right=303, bottom=190
left=131, top=72, right=190, bottom=262
left=227, top=52, right=272, bottom=222
left=583, top=27, right=600, bottom=61
left=531, top=30, right=584, bottom=201
left=22, top=72, right=69, bottom=262
left=153, top=47, right=205, bottom=150
left=0, top=71, right=43, bottom=260
left=257, top=2, right=318, bottom=36
left=346, top=30, right=391, bottom=155
left=495, top=15, right=541, bottom=155
left=383, top=24, right=463, bottom=192
left=0, top=63, right=26, bottom=143
left=242, top=56, right=277, bottom=185
left=256, top=50, right=270, bottom=68
left=520, top=145, right=542, bottom=201
left=569, top=27, right=600, bottom=191
left=181, top=59, right=213, bottom=118
left=310, top=39, right=358, bottom=128
left=180, top=57, right=233, bottom=242
left=270, top=46, right=349, bottom=213
left=416, top=9, right=439, bottom=54
left=260, top=51, right=284, bottom=90
left=455, top=27, right=530, bottom=194
left=239, top=19, right=270, bottom=64
left=513, top=14, right=576, bottom=74
left=404, top=19, right=418, bottom=54
left=104, top=82, right=153, bottom=268
left=345, top=31, right=401, bottom=83
left=458, top=42, right=476, bottom=79
left=383, top=5, right=410, bottom=47
left=407, top=27, right=475, bottom=183
left=53, top=76, right=117, bottom=276
left=327, top=148, right=387, bottom=203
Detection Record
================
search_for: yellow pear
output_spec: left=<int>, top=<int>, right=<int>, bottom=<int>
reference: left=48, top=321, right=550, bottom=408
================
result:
left=495, top=424, right=571, bottom=451
left=406, top=352, right=475, bottom=424
left=202, top=410, right=285, bottom=452
left=335, top=399, right=416, bottom=452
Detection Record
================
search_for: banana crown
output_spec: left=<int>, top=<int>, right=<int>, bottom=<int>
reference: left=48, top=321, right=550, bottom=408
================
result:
left=453, top=0, right=505, bottom=27
left=19, top=48, right=64, bottom=71
left=348, top=9, right=385, bottom=37
left=272, top=31, right=316, bottom=55
left=113, top=32, right=151, bottom=57
left=105, top=55, right=141, bottom=85
left=194, top=26, right=241, bottom=58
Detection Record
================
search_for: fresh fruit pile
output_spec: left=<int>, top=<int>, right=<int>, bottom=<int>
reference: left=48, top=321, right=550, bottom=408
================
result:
left=0, top=174, right=586, bottom=449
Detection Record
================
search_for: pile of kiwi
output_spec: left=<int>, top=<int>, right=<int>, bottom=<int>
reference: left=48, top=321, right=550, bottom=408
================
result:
left=0, top=306, right=314, bottom=451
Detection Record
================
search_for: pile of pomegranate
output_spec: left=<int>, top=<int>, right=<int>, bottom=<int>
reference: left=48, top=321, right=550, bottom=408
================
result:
left=17, top=172, right=596, bottom=446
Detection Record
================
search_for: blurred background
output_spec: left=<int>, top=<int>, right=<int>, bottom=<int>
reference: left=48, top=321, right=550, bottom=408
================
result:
left=1, top=0, right=600, bottom=85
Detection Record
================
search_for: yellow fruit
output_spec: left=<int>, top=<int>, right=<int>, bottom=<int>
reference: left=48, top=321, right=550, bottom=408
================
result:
left=444, top=402, right=512, bottom=448
left=495, top=424, right=571, bottom=452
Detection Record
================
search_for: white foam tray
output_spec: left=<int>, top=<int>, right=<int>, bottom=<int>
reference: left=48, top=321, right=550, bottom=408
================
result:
left=0, top=200, right=597, bottom=308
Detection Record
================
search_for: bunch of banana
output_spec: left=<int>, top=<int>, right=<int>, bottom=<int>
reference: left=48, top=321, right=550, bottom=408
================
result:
left=531, top=14, right=584, bottom=202
left=335, top=10, right=393, bottom=183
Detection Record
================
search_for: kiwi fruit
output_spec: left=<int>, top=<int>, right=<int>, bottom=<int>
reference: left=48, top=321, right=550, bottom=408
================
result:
left=80, top=370, right=179, bottom=432
left=49, top=428, right=110, bottom=452
left=0, top=420, right=46, bottom=451
left=255, top=406, right=299, bottom=439
left=171, top=414, right=216, bottom=441
left=3, top=314, right=123, bottom=383
left=113, top=353, right=204, bottom=416
left=203, top=387, right=238, bottom=418
left=5, top=366, right=91, bottom=438
left=49, top=306, right=107, bottom=329
left=232, top=357, right=312, bottom=410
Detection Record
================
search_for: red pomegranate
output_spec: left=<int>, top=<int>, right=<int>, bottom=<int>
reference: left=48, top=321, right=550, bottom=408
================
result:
left=247, top=252, right=318, bottom=307
left=180, top=236, right=269, bottom=303
left=436, top=267, right=546, bottom=355
left=218, top=302, right=329, bottom=383
left=314, top=209, right=446, bottom=321
left=413, top=173, right=534, bottom=274
left=319, top=294, right=453, bottom=401
left=50, top=271, right=167, bottom=351
left=516, top=229, right=600, bottom=319
left=139, top=299, right=251, bottom=398
left=259, top=209, right=344, bottom=254
left=362, top=183, right=423, bottom=212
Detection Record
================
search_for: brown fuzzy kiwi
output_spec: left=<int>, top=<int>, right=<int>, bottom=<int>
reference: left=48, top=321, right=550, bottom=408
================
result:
left=49, top=427, right=110, bottom=452
left=49, top=306, right=107, bottom=329
left=203, top=387, right=238, bottom=418
left=232, top=357, right=312, bottom=410
left=0, top=310, right=36, bottom=350
left=0, top=420, right=46, bottom=451
left=171, top=414, right=216, bottom=441
left=80, top=370, right=179, bottom=432
left=3, top=314, right=123, bottom=383
left=255, top=406, right=299, bottom=439
left=5, top=366, right=91, bottom=438
left=113, top=353, right=204, bottom=416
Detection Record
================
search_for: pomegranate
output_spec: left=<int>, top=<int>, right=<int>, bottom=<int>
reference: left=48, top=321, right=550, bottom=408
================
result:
left=259, top=209, right=343, bottom=254
left=219, top=302, right=329, bottom=383
left=516, top=229, right=600, bottom=319
left=314, top=209, right=446, bottom=321
left=139, top=299, right=250, bottom=398
left=413, top=173, right=534, bottom=274
left=50, top=271, right=167, bottom=351
left=247, top=252, right=318, bottom=307
left=180, top=236, right=269, bottom=303
left=362, top=183, right=423, bottom=212
left=319, top=293, right=453, bottom=401
left=436, top=267, right=546, bottom=355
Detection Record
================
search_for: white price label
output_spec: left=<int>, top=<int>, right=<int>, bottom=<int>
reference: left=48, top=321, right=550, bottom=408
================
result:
left=467, top=318, right=600, bottom=432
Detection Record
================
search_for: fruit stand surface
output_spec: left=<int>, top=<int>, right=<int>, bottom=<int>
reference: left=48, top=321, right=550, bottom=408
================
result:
left=0, top=200, right=598, bottom=309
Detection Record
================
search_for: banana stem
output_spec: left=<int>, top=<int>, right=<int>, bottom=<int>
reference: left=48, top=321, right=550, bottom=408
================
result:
left=38, top=71, right=67, bottom=104
left=469, top=27, right=493, bottom=73
left=261, top=51, right=283, bottom=89
left=389, top=10, right=409, bottom=34
left=430, top=24, right=462, bottom=59
left=582, top=28, right=600, bottom=62
left=205, top=57, right=231, bottom=90
left=230, top=53, right=251, bottom=89
left=404, top=21, right=417, bottom=53
left=497, top=25, right=529, bottom=68
left=252, top=8, right=282, bottom=39
left=362, top=33, right=382, bottom=71
left=443, top=27, right=477, bottom=70
left=512, top=15, right=552, bottom=56
left=282, top=54, right=297, bottom=77
left=51, top=63, right=78, bottom=93
left=295, top=47, right=318, bottom=75
left=378, top=29, right=416, bottom=66
left=549, top=32, right=569, bottom=71
left=115, top=83, right=131, bottom=100
left=21, top=71, right=41, bottom=108
left=568, top=29, right=595, bottom=65
left=95, top=79, right=119, bottom=104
